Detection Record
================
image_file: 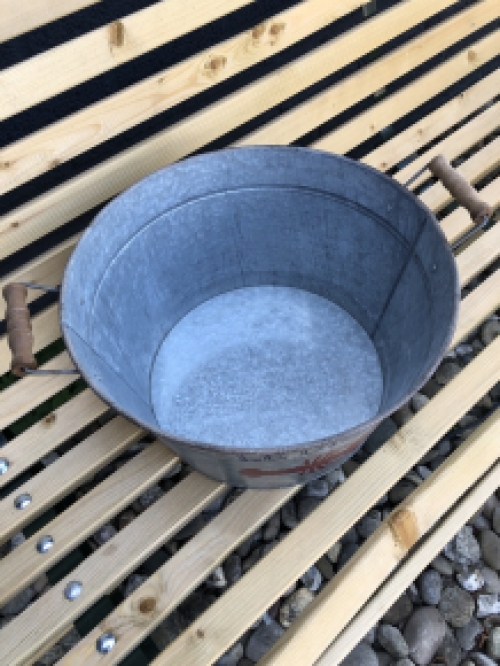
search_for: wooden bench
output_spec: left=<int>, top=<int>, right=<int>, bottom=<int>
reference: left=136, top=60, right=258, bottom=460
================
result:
left=0, top=0, right=499, bottom=663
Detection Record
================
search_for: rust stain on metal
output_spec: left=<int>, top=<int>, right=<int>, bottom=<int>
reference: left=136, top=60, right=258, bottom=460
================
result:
left=388, top=508, right=419, bottom=552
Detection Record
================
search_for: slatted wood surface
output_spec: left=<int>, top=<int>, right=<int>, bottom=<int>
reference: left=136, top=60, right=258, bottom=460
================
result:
left=0, top=1, right=498, bottom=664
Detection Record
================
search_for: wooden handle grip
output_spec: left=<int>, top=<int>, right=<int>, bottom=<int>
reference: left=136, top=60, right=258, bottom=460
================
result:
left=428, top=155, right=493, bottom=224
left=2, top=283, right=37, bottom=377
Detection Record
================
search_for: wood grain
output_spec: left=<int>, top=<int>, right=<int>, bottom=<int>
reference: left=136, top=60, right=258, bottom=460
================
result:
left=1, top=0, right=480, bottom=258
left=363, top=70, right=500, bottom=174
left=60, top=486, right=299, bottom=665
left=0, top=389, right=107, bottom=490
left=0, top=352, right=75, bottom=430
left=0, top=416, right=144, bottom=549
left=0, top=472, right=226, bottom=666
left=451, top=269, right=500, bottom=349
left=0, top=0, right=101, bottom=42
left=152, top=336, right=500, bottom=665
left=456, top=217, right=500, bottom=286
left=316, top=460, right=500, bottom=665
left=0, top=0, right=365, bottom=193
left=268, top=412, right=500, bottom=666
left=239, top=6, right=498, bottom=146
left=0, top=440, right=177, bottom=606
left=0, top=0, right=254, bottom=120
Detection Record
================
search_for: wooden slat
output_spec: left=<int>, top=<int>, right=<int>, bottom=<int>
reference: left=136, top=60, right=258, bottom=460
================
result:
left=362, top=70, right=500, bottom=173
left=0, top=0, right=254, bottom=121
left=0, top=304, right=61, bottom=375
left=266, top=412, right=500, bottom=666
left=0, top=440, right=174, bottom=606
left=0, top=472, right=226, bottom=666
left=0, top=416, right=144, bottom=547
left=0, top=0, right=365, bottom=193
left=419, top=136, right=500, bottom=214
left=316, top=460, right=500, bottom=665
left=151, top=335, right=500, bottom=665
left=442, top=176, right=500, bottom=245
left=451, top=269, right=500, bottom=349
left=456, top=218, right=500, bottom=286
left=238, top=4, right=499, bottom=146
left=0, top=389, right=107, bottom=490
left=313, top=45, right=500, bottom=159
left=0, top=0, right=101, bottom=43
left=0, top=234, right=79, bottom=318
left=60, top=487, right=300, bottom=666
left=0, top=352, right=75, bottom=430
left=392, top=103, right=500, bottom=189
left=2, top=0, right=484, bottom=259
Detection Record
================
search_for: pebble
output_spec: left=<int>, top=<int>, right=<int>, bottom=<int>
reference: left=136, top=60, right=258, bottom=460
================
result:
left=342, top=460, right=360, bottom=477
left=357, top=510, right=382, bottom=540
left=406, top=582, right=421, bottom=604
left=36, top=627, right=80, bottom=665
left=245, top=619, right=284, bottom=661
left=455, top=616, right=483, bottom=651
left=133, top=484, right=164, bottom=511
left=492, top=505, right=500, bottom=535
left=419, top=569, right=442, bottom=605
left=470, top=513, right=491, bottom=531
left=469, top=653, right=498, bottom=666
left=389, top=480, right=417, bottom=505
left=325, top=468, right=346, bottom=489
left=300, top=566, right=322, bottom=593
left=457, top=569, right=484, bottom=592
left=237, top=530, right=261, bottom=558
left=480, top=530, right=500, bottom=570
left=411, top=392, right=429, bottom=412
left=382, top=593, right=413, bottom=625
left=0, top=586, right=35, bottom=616
left=476, top=593, right=500, bottom=617
left=216, top=642, right=244, bottom=666
left=223, top=554, right=242, bottom=586
left=175, top=514, right=206, bottom=541
left=432, top=555, right=454, bottom=576
left=375, top=652, right=392, bottom=666
left=420, top=376, right=441, bottom=399
left=364, top=626, right=376, bottom=644
left=316, top=556, right=335, bottom=581
left=337, top=542, right=359, bottom=569
left=151, top=608, right=187, bottom=649
left=444, top=526, right=481, bottom=566
left=339, top=642, right=378, bottom=666
left=297, top=497, right=323, bottom=521
left=487, top=625, right=500, bottom=660
left=363, top=418, right=398, bottom=455
left=242, top=547, right=262, bottom=574
left=393, top=660, right=414, bottom=666
left=326, top=542, right=342, bottom=564
left=392, top=404, right=414, bottom=427
left=415, top=465, right=432, bottom=480
left=439, top=584, right=475, bottom=627
left=206, top=566, right=227, bottom=589
left=480, top=318, right=500, bottom=346
left=481, top=566, right=500, bottom=594
left=303, top=479, right=329, bottom=498
left=281, top=500, right=298, bottom=529
left=262, top=513, right=281, bottom=542
left=482, top=495, right=500, bottom=520
left=93, top=524, right=117, bottom=545
left=435, top=626, right=462, bottom=666
left=123, top=573, right=147, bottom=597
left=376, top=624, right=409, bottom=659
left=117, top=510, right=137, bottom=530
left=404, top=607, right=446, bottom=665
left=435, top=361, right=461, bottom=385
left=279, top=587, right=314, bottom=628
left=341, top=527, right=358, bottom=545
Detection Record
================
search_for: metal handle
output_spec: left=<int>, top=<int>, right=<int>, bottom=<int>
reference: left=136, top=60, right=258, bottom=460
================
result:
left=2, top=282, right=77, bottom=377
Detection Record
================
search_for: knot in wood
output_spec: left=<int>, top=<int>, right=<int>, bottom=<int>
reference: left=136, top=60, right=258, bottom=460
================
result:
left=204, top=55, right=227, bottom=76
left=388, top=508, right=419, bottom=553
left=251, top=23, right=266, bottom=41
left=44, top=413, right=56, bottom=426
left=269, top=22, right=285, bottom=37
left=139, top=597, right=156, bottom=614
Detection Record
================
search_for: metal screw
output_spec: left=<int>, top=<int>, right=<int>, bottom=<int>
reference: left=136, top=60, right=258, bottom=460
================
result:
left=36, top=535, right=54, bottom=553
left=96, top=633, right=116, bottom=654
left=64, top=581, right=83, bottom=601
left=0, top=458, right=9, bottom=475
left=14, top=493, right=32, bottom=510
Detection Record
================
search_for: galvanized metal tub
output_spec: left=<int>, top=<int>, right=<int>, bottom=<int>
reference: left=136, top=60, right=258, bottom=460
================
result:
left=61, top=147, right=459, bottom=488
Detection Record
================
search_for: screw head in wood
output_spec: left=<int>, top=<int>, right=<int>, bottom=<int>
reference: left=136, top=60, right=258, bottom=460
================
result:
left=36, top=535, right=54, bottom=553
left=14, top=493, right=32, bottom=509
left=64, top=581, right=83, bottom=600
left=96, top=633, right=116, bottom=653
left=0, top=458, right=9, bottom=475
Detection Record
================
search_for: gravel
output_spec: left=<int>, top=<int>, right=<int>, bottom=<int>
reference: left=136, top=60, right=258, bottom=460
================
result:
left=480, top=530, right=500, bottom=570
left=339, top=642, right=378, bottom=666
left=487, top=626, right=500, bottom=660
left=245, top=619, right=284, bottom=662
left=279, top=587, right=314, bottom=628
left=419, top=569, right=442, bottom=605
left=444, top=526, right=481, bottom=567
left=404, top=607, right=446, bottom=665
left=455, top=617, right=483, bottom=651
left=376, top=624, right=409, bottom=659
left=439, top=584, right=475, bottom=627
left=382, top=593, right=413, bottom=626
